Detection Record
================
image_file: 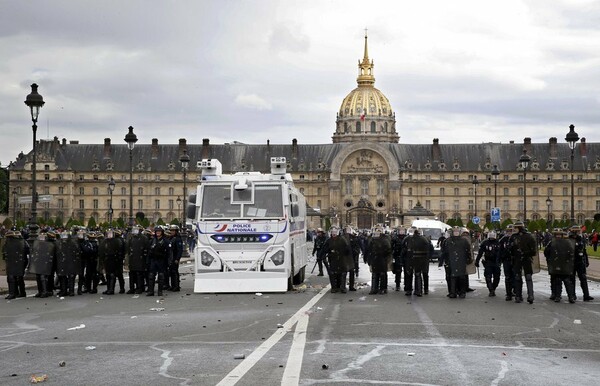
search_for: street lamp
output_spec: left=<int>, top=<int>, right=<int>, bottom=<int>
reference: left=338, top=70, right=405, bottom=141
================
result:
left=180, top=149, right=190, bottom=225
left=176, top=196, right=182, bottom=221
left=519, top=149, right=531, bottom=223
left=472, top=176, right=479, bottom=218
left=491, top=164, right=500, bottom=208
left=546, top=196, right=552, bottom=229
left=565, top=124, right=579, bottom=225
left=108, top=177, right=115, bottom=226
left=124, top=126, right=138, bottom=227
left=24, top=83, right=45, bottom=239
left=12, top=188, right=18, bottom=226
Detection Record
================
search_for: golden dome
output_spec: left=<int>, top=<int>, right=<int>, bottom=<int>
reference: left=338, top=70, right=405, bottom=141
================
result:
left=334, top=32, right=397, bottom=143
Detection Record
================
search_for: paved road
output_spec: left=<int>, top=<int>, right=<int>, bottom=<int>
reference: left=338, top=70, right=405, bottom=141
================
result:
left=2, top=257, right=600, bottom=386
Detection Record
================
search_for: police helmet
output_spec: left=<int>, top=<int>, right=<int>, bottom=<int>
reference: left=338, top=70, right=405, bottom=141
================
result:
left=329, top=227, right=340, bottom=237
left=513, top=221, right=525, bottom=229
left=487, top=231, right=497, bottom=240
left=170, top=224, right=180, bottom=232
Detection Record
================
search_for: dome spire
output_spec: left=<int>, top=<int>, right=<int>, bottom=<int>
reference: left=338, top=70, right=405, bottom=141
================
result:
left=357, top=29, right=375, bottom=87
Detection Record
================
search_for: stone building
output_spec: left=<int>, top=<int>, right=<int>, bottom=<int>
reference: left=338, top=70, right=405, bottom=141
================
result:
left=8, top=35, right=600, bottom=229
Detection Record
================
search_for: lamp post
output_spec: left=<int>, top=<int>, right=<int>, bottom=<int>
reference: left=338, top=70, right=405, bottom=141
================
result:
left=176, top=196, right=181, bottom=222
left=519, top=149, right=531, bottom=223
left=24, top=84, right=45, bottom=239
left=108, top=177, right=115, bottom=226
left=546, top=196, right=552, bottom=230
left=472, top=176, right=479, bottom=218
left=12, top=188, right=18, bottom=226
left=565, top=124, right=579, bottom=225
left=124, top=126, right=138, bottom=228
left=180, top=149, right=190, bottom=225
left=491, top=164, right=500, bottom=208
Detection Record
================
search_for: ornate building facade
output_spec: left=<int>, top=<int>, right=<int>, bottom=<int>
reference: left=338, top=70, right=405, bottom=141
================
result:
left=8, top=35, right=600, bottom=229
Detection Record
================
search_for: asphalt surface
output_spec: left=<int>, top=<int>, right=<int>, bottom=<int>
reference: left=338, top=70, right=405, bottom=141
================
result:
left=2, top=254, right=600, bottom=385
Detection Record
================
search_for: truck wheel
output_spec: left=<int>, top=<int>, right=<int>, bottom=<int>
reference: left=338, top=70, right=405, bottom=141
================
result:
left=293, top=266, right=305, bottom=285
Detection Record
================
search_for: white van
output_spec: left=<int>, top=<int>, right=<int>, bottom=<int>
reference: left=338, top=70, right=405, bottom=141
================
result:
left=410, top=219, right=452, bottom=260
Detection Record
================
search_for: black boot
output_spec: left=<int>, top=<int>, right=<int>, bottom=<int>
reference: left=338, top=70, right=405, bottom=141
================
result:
left=525, top=274, right=534, bottom=304
left=103, top=274, right=115, bottom=295
left=486, top=277, right=494, bottom=296
left=340, top=272, right=348, bottom=293
left=157, top=273, right=165, bottom=296
left=505, top=276, right=513, bottom=301
left=348, top=270, right=356, bottom=291
left=514, top=274, right=523, bottom=303
left=34, top=275, right=44, bottom=298
left=369, top=273, right=379, bottom=295
left=127, top=272, right=136, bottom=294
left=379, top=273, right=388, bottom=294
left=77, top=276, right=84, bottom=295
left=17, top=277, right=26, bottom=298
left=5, top=276, right=17, bottom=300
left=147, top=274, right=156, bottom=296
left=566, top=276, right=577, bottom=303
left=449, top=277, right=457, bottom=298
left=118, top=274, right=125, bottom=294
left=41, top=276, right=50, bottom=298
left=423, top=273, right=429, bottom=295
left=90, top=274, right=99, bottom=294
left=58, top=276, right=68, bottom=297
left=135, top=272, right=145, bottom=294
left=67, top=275, right=76, bottom=296
left=414, top=273, right=423, bottom=297
left=170, top=271, right=180, bottom=292
left=580, top=275, right=595, bottom=301
left=395, top=274, right=401, bottom=291
left=549, top=276, right=557, bottom=301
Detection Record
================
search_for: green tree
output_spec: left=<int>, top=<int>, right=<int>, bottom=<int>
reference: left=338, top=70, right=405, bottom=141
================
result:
left=500, top=218, right=513, bottom=229
left=116, top=218, right=125, bottom=229
left=54, top=217, right=64, bottom=229
left=324, top=216, right=332, bottom=231
left=87, top=216, right=97, bottom=229
left=156, top=218, right=166, bottom=226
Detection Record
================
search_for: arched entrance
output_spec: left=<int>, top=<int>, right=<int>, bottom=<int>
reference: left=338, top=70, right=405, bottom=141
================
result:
left=346, top=198, right=377, bottom=230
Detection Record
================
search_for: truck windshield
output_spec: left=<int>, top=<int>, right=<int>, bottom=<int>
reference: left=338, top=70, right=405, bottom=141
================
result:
left=421, top=228, right=442, bottom=240
left=201, top=184, right=283, bottom=219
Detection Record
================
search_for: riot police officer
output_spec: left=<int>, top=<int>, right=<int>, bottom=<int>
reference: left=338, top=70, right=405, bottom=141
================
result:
left=29, top=230, right=56, bottom=298
left=343, top=226, right=361, bottom=292
left=166, top=224, right=183, bottom=292
left=100, top=229, right=126, bottom=295
left=56, top=230, right=82, bottom=297
left=509, top=221, right=538, bottom=304
left=391, top=227, right=407, bottom=291
left=499, top=225, right=515, bottom=301
left=126, top=225, right=149, bottom=294
left=544, top=228, right=576, bottom=303
left=569, top=225, right=594, bottom=301
left=365, top=226, right=392, bottom=295
left=312, top=228, right=327, bottom=276
left=147, top=226, right=171, bottom=296
left=319, top=227, right=353, bottom=293
left=476, top=231, right=502, bottom=297
left=2, top=229, right=30, bottom=299
left=402, top=227, right=431, bottom=297
left=440, top=226, right=472, bottom=298
left=76, top=228, right=95, bottom=294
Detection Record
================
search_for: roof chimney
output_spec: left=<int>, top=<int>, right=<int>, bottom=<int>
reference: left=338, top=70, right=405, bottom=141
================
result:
left=580, top=137, right=587, bottom=156
left=151, top=138, right=159, bottom=159
left=549, top=137, right=557, bottom=158
left=103, top=138, right=111, bottom=159
left=178, top=138, right=187, bottom=157
left=201, top=138, right=211, bottom=159
left=292, top=138, right=298, bottom=159
left=523, top=137, right=532, bottom=156
left=432, top=138, right=441, bottom=161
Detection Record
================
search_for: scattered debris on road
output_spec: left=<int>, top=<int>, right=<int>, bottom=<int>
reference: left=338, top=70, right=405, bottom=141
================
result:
left=67, top=324, right=85, bottom=331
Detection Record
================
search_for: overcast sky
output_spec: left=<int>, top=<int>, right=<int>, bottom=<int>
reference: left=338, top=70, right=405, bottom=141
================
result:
left=2, top=0, right=600, bottom=166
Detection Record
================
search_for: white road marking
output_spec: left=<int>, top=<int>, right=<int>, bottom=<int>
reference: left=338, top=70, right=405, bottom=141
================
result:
left=331, top=345, right=385, bottom=380
left=281, top=312, right=309, bottom=385
left=490, top=360, right=509, bottom=386
left=216, top=285, right=330, bottom=386
left=312, top=303, right=340, bottom=354
left=151, top=344, right=191, bottom=385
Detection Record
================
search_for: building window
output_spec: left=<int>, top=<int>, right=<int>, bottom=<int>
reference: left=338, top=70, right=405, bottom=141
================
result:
left=440, top=187, right=445, bottom=196
left=454, top=188, right=459, bottom=196
left=518, top=187, right=523, bottom=195
left=425, top=188, right=431, bottom=196
left=503, top=175, right=509, bottom=181
left=43, top=187, right=50, bottom=194
left=408, top=200, right=413, bottom=209
left=58, top=199, right=64, bottom=209
left=532, top=175, right=539, bottom=181
left=562, top=200, right=568, bottom=212
left=168, top=175, right=174, bottom=182
left=548, top=187, right=553, bottom=196
left=299, top=175, right=305, bottom=181
left=169, top=187, right=174, bottom=196
left=503, top=187, right=509, bottom=196
left=155, top=200, right=160, bottom=209
left=577, top=175, right=583, bottom=181
left=518, top=175, right=523, bottom=181
left=44, top=174, right=50, bottom=180
left=547, top=175, right=553, bottom=181
left=577, top=187, right=583, bottom=195
left=356, top=121, right=361, bottom=133
left=562, top=175, right=567, bottom=181
left=79, top=187, right=85, bottom=195
left=44, top=164, right=50, bottom=171
left=454, top=175, right=459, bottom=181
left=518, top=200, right=523, bottom=211
left=577, top=200, right=583, bottom=211
left=425, top=200, right=431, bottom=210
left=440, top=200, right=446, bottom=211
left=155, top=187, right=161, bottom=195
left=468, top=200, right=474, bottom=211
left=93, top=187, right=99, bottom=195
left=370, top=121, right=376, bottom=133
left=485, top=200, right=492, bottom=211
left=453, top=200, right=459, bottom=211
left=299, top=188, right=305, bottom=194
left=377, top=179, right=384, bottom=195
left=532, top=200, right=539, bottom=211
left=79, top=175, right=84, bottom=181
left=440, top=175, right=445, bottom=182
left=562, top=187, right=568, bottom=196
left=597, top=187, right=600, bottom=196
left=503, top=200, right=509, bottom=211
left=138, top=199, right=143, bottom=210
left=169, top=200, right=174, bottom=210
left=361, top=179, right=369, bottom=195
left=93, top=199, right=98, bottom=209
left=408, top=187, right=413, bottom=195
left=121, top=199, right=126, bottom=209
left=532, top=188, right=538, bottom=196
left=138, top=187, right=143, bottom=195
left=345, top=178, right=353, bottom=195
left=121, top=187, right=126, bottom=195
left=155, top=175, right=161, bottom=181
left=425, top=175, right=431, bottom=181
left=58, top=187, right=64, bottom=194
left=596, top=201, right=600, bottom=212
left=485, top=188, right=491, bottom=196
left=93, top=175, right=98, bottom=181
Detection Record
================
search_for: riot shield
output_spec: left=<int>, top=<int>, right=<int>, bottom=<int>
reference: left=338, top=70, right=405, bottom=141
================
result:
left=410, top=235, right=430, bottom=273
left=56, top=238, right=81, bottom=276
left=446, top=237, right=471, bottom=277
left=28, top=240, right=55, bottom=276
left=546, top=238, right=575, bottom=275
left=4, top=238, right=28, bottom=277
left=524, top=233, right=541, bottom=274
